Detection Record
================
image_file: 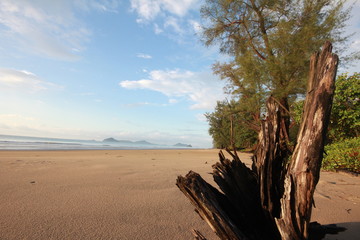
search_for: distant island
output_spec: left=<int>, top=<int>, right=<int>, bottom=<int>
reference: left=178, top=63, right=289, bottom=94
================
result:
left=103, top=138, right=154, bottom=145
left=102, top=137, right=120, bottom=143
left=174, top=143, right=192, bottom=148
left=103, top=138, right=192, bottom=147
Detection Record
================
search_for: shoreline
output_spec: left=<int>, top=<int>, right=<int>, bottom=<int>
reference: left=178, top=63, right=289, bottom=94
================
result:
left=0, top=149, right=358, bottom=239
left=0, top=148, right=213, bottom=151
left=0, top=134, right=206, bottom=151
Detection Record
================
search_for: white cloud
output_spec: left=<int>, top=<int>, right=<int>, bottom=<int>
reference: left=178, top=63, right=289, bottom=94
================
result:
left=136, top=53, right=153, bottom=59
left=188, top=19, right=202, bottom=34
left=0, top=68, right=60, bottom=92
left=0, top=0, right=119, bottom=61
left=130, top=0, right=198, bottom=21
left=196, top=113, right=207, bottom=122
left=130, top=0, right=201, bottom=42
left=0, top=113, right=95, bottom=140
left=132, top=0, right=206, bottom=46
left=0, top=114, right=36, bottom=125
left=154, top=23, right=164, bottom=34
left=75, top=0, right=120, bottom=13
left=164, top=16, right=184, bottom=34
left=119, top=69, right=226, bottom=110
left=0, top=114, right=50, bottom=136
left=130, top=0, right=162, bottom=21
left=168, top=98, right=178, bottom=104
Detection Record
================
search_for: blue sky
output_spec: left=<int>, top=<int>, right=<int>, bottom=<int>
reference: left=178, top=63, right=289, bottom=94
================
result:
left=0, top=0, right=359, bottom=148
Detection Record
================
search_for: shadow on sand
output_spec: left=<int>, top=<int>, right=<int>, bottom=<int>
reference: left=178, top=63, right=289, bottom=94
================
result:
left=309, top=222, right=360, bottom=240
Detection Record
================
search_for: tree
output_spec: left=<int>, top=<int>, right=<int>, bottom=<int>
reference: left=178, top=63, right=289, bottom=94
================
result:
left=201, top=0, right=351, bottom=148
left=177, top=42, right=341, bottom=240
left=291, top=72, right=360, bottom=142
left=205, top=101, right=233, bottom=149
left=205, top=100, right=258, bottom=149
left=329, top=72, right=360, bottom=140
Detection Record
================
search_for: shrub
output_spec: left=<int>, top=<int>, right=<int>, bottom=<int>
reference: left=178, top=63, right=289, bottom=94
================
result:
left=322, top=137, right=360, bottom=173
left=328, top=73, right=360, bottom=142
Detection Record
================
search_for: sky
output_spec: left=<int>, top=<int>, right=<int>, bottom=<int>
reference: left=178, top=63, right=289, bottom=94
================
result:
left=0, top=0, right=359, bottom=148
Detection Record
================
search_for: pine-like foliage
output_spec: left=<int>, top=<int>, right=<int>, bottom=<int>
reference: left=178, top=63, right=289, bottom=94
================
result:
left=201, top=0, right=351, bottom=101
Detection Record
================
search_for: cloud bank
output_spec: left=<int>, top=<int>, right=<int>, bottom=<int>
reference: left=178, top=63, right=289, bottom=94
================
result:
left=130, top=0, right=198, bottom=21
left=119, top=69, right=226, bottom=110
left=130, top=0, right=201, bottom=40
left=0, top=68, right=59, bottom=92
left=0, top=0, right=120, bottom=61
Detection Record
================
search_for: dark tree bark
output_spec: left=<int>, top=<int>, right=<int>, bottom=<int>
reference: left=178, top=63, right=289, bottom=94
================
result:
left=275, top=41, right=339, bottom=239
left=177, top=41, right=340, bottom=240
left=252, top=96, right=289, bottom=220
left=177, top=152, right=279, bottom=240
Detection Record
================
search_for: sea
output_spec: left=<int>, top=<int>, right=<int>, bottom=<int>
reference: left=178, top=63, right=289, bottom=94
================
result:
left=0, top=134, right=178, bottom=150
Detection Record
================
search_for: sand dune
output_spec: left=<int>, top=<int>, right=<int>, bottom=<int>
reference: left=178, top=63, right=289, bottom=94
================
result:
left=0, top=150, right=359, bottom=239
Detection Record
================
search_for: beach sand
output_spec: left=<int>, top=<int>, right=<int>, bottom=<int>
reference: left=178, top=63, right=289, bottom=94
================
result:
left=0, top=149, right=359, bottom=239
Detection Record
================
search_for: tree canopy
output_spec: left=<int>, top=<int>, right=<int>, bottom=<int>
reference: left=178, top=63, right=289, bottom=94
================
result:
left=291, top=72, right=360, bottom=142
left=201, top=0, right=354, bottom=148
left=205, top=99, right=258, bottom=149
left=330, top=72, right=360, bottom=140
left=202, top=0, right=351, bottom=100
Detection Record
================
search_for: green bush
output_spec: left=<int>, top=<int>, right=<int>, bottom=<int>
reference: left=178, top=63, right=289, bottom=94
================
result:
left=328, top=73, right=360, bottom=142
left=322, top=137, right=360, bottom=173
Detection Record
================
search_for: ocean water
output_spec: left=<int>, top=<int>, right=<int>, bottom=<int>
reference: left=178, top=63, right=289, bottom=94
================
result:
left=0, top=135, right=174, bottom=150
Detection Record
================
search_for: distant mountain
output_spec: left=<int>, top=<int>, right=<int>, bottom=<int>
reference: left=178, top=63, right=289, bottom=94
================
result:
left=134, top=140, right=155, bottom=145
left=174, top=143, right=192, bottom=148
left=103, top=138, right=191, bottom=147
left=102, top=138, right=156, bottom=145
left=103, top=137, right=120, bottom=142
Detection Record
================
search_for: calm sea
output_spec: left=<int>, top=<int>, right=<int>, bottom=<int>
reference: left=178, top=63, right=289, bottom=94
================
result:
left=0, top=135, right=172, bottom=150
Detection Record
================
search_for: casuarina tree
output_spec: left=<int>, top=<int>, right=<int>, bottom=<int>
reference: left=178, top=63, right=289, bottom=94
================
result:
left=177, top=41, right=341, bottom=240
left=176, top=0, right=355, bottom=239
left=201, top=0, right=352, bottom=150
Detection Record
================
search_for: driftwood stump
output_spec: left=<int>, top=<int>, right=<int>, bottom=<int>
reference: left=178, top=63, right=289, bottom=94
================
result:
left=177, top=42, right=341, bottom=239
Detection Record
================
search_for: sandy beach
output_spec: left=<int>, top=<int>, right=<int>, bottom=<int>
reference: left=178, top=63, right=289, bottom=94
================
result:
left=0, top=149, right=359, bottom=239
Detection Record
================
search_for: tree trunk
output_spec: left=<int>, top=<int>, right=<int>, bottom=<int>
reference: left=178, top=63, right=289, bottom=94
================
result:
left=275, top=41, right=338, bottom=239
left=252, top=96, right=288, bottom=221
left=177, top=41, right=339, bottom=240
left=177, top=151, right=280, bottom=240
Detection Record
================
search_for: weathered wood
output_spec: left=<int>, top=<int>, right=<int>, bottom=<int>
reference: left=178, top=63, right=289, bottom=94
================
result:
left=252, top=97, right=288, bottom=220
left=176, top=170, right=248, bottom=239
left=275, top=41, right=338, bottom=239
left=212, top=151, right=280, bottom=239
left=177, top=151, right=280, bottom=240
left=192, top=229, right=208, bottom=240
left=176, top=42, right=339, bottom=240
